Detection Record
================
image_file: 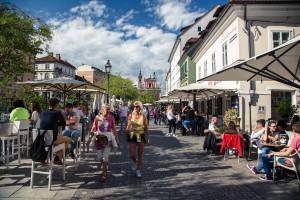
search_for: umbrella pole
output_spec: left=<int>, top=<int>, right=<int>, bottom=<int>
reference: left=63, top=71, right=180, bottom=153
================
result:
left=63, top=92, right=66, bottom=107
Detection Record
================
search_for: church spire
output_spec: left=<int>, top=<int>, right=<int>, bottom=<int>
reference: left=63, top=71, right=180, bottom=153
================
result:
left=153, top=72, right=156, bottom=80
left=138, top=69, right=142, bottom=81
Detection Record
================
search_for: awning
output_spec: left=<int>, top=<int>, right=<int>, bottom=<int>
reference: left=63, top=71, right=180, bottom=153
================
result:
left=167, top=83, right=237, bottom=99
left=197, top=35, right=300, bottom=89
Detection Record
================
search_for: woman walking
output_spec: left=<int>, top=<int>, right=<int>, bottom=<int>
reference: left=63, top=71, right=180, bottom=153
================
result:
left=30, top=101, right=42, bottom=129
left=88, top=104, right=120, bottom=182
left=126, top=101, right=150, bottom=178
left=166, top=104, right=177, bottom=137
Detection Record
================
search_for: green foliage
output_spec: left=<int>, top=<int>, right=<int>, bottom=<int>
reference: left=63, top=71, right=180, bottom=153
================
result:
left=0, top=2, right=52, bottom=87
left=137, top=90, right=159, bottom=104
left=16, top=86, right=48, bottom=109
left=276, top=98, right=297, bottom=117
left=216, top=126, right=227, bottom=134
left=97, top=73, right=138, bottom=101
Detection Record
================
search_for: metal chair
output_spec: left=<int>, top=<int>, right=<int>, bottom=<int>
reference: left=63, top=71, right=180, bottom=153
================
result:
left=30, top=129, right=66, bottom=191
left=273, top=150, right=300, bottom=192
left=220, top=134, right=243, bottom=162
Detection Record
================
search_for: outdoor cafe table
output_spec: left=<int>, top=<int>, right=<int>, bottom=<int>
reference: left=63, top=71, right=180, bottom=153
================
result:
left=261, top=142, right=286, bottom=147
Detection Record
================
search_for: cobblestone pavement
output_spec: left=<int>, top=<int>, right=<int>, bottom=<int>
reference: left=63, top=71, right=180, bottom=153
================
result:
left=0, top=120, right=299, bottom=199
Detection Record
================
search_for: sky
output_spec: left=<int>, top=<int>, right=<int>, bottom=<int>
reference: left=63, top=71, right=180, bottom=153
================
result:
left=8, top=0, right=228, bottom=94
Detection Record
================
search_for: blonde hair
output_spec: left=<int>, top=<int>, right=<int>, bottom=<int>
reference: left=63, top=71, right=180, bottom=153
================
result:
left=133, top=101, right=143, bottom=115
left=167, top=104, right=173, bottom=112
left=101, top=103, right=111, bottom=111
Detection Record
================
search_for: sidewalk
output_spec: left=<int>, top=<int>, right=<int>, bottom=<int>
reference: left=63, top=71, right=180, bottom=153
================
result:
left=0, top=121, right=299, bottom=199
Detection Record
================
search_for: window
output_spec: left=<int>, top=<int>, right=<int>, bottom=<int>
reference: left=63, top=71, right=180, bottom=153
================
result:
left=45, top=64, right=49, bottom=69
left=198, top=26, right=201, bottom=32
left=272, top=31, right=291, bottom=48
left=180, top=62, right=187, bottom=80
left=204, top=60, right=207, bottom=77
left=34, top=75, right=37, bottom=80
left=35, top=64, right=39, bottom=70
left=198, top=66, right=201, bottom=80
left=222, top=42, right=228, bottom=66
left=212, top=52, right=216, bottom=73
left=45, top=73, right=49, bottom=80
left=27, top=75, right=30, bottom=81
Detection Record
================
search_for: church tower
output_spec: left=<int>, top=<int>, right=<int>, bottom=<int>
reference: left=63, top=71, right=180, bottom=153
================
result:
left=138, top=69, right=143, bottom=89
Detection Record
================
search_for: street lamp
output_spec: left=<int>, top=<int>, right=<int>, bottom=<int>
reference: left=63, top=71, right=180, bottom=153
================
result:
left=123, top=85, right=127, bottom=100
left=105, top=60, right=112, bottom=104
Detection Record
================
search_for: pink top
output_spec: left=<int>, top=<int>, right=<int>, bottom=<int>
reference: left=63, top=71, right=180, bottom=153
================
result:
left=285, top=135, right=300, bottom=165
left=93, top=114, right=115, bottom=150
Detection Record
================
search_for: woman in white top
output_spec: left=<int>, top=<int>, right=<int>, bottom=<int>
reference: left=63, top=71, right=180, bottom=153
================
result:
left=30, top=101, right=41, bottom=129
left=166, top=104, right=177, bottom=137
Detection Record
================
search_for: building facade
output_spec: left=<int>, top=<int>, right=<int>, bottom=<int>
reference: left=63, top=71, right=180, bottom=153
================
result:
left=191, top=0, right=300, bottom=131
left=35, top=52, right=76, bottom=80
left=76, top=64, right=107, bottom=84
left=138, top=70, right=161, bottom=99
left=166, top=5, right=220, bottom=95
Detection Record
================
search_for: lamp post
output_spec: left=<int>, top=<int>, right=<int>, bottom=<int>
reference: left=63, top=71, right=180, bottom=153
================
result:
left=105, top=60, right=112, bottom=104
left=123, top=85, right=127, bottom=100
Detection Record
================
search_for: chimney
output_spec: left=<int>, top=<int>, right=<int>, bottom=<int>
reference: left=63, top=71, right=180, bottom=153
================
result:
left=56, top=54, right=61, bottom=60
left=48, top=52, right=53, bottom=57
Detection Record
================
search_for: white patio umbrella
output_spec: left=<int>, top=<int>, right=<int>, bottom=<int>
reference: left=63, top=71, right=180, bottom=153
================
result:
left=197, top=35, right=300, bottom=89
left=17, top=77, right=104, bottom=105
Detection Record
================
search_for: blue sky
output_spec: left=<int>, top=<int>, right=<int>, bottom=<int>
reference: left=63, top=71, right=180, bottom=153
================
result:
left=8, top=0, right=228, bottom=93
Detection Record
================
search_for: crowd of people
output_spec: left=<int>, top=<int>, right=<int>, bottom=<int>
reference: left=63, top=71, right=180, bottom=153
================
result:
left=1, top=98, right=151, bottom=182
left=1, top=98, right=300, bottom=184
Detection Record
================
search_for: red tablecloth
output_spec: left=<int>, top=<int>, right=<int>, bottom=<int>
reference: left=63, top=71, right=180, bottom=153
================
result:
left=220, top=134, right=243, bottom=157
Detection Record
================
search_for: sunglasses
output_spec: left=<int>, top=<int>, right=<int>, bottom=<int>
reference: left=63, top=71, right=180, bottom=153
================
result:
left=134, top=105, right=140, bottom=108
left=270, top=125, right=276, bottom=127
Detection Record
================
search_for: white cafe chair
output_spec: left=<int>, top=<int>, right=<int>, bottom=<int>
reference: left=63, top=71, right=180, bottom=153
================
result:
left=273, top=149, right=300, bottom=192
left=12, top=120, right=30, bottom=157
left=30, top=129, right=65, bottom=191
left=0, top=123, right=19, bottom=169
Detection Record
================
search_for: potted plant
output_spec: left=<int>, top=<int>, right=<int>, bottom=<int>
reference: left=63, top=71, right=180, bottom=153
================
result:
left=223, top=107, right=240, bottom=126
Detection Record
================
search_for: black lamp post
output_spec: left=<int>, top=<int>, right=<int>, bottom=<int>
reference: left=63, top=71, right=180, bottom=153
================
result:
left=105, top=60, right=112, bottom=104
left=123, top=85, right=127, bottom=100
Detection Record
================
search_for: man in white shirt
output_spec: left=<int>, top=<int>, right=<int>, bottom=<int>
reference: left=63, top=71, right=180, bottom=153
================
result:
left=119, top=101, right=128, bottom=134
left=203, top=115, right=221, bottom=151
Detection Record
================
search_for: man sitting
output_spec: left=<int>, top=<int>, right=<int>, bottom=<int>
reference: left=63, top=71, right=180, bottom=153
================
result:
left=203, top=115, right=222, bottom=152
left=247, top=121, right=280, bottom=175
left=62, top=103, right=81, bottom=159
left=255, top=121, right=300, bottom=181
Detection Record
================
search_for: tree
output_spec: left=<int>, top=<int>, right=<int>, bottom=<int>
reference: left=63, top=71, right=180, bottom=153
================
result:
left=137, top=90, right=159, bottom=104
left=0, top=2, right=52, bottom=86
left=276, top=98, right=299, bottom=117
left=97, top=73, right=138, bottom=101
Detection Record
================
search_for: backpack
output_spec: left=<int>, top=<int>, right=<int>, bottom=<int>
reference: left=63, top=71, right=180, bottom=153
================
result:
left=30, top=129, right=51, bottom=162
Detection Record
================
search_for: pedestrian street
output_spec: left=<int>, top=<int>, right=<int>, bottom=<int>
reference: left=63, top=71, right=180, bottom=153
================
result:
left=0, top=120, right=299, bottom=199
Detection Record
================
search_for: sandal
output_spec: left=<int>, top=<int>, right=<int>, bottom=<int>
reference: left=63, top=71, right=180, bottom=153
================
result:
left=99, top=173, right=107, bottom=182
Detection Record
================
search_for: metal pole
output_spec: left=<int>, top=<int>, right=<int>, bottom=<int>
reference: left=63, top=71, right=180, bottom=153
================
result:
left=107, top=73, right=110, bottom=104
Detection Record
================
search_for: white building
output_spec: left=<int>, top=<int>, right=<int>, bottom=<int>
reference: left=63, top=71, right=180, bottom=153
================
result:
left=191, top=0, right=300, bottom=131
left=35, top=52, right=76, bottom=80
left=166, top=5, right=220, bottom=95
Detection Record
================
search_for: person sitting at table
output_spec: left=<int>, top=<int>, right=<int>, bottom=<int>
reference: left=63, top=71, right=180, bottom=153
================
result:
left=247, top=120, right=280, bottom=175
left=203, top=115, right=222, bottom=152
left=256, top=121, right=300, bottom=181
left=9, top=99, right=30, bottom=122
left=182, top=106, right=196, bottom=132
left=250, top=119, right=266, bottom=143
left=62, top=103, right=81, bottom=159
left=39, top=98, right=71, bottom=165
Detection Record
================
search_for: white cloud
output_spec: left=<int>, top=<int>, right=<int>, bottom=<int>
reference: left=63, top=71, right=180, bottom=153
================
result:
left=148, top=0, right=205, bottom=30
left=116, top=10, right=136, bottom=26
left=70, top=0, right=106, bottom=17
left=46, top=1, right=176, bottom=94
